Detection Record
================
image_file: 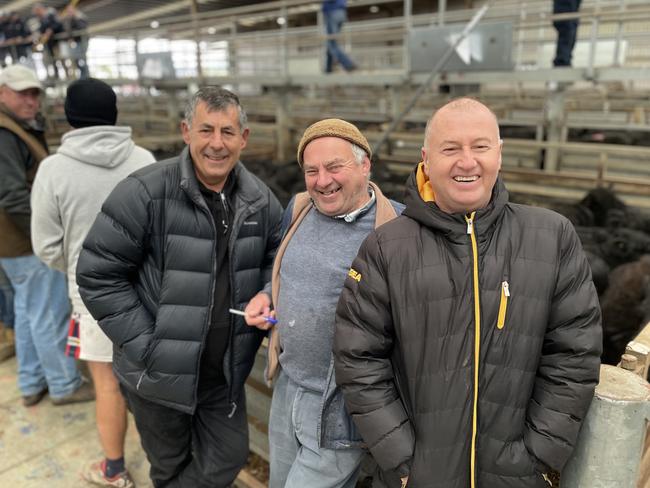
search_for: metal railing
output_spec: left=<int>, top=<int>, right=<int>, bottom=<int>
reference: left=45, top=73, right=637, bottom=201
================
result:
left=53, top=0, right=650, bottom=83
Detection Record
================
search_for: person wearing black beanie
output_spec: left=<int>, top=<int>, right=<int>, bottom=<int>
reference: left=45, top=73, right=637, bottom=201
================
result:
left=32, top=75, right=155, bottom=488
left=64, top=78, right=118, bottom=128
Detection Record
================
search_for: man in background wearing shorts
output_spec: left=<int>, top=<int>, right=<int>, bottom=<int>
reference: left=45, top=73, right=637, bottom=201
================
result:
left=31, top=78, right=155, bottom=487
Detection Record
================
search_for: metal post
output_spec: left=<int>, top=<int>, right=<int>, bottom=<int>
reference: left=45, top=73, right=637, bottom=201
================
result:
left=403, top=0, right=412, bottom=73
left=612, top=0, right=626, bottom=67
left=543, top=88, right=565, bottom=172
left=515, top=2, right=527, bottom=68
left=190, top=0, right=204, bottom=84
left=134, top=33, right=143, bottom=82
left=562, top=365, right=650, bottom=488
left=275, top=88, right=291, bottom=162
left=586, top=0, right=601, bottom=79
left=228, top=21, right=237, bottom=77
left=438, top=0, right=446, bottom=26
left=280, top=1, right=288, bottom=78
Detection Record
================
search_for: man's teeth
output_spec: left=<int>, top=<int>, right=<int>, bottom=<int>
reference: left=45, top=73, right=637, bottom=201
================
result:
left=321, top=188, right=340, bottom=195
left=454, top=176, right=478, bottom=182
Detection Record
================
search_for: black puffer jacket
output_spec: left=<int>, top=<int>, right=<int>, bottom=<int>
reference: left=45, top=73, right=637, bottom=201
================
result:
left=334, top=165, right=602, bottom=488
left=77, top=147, right=283, bottom=414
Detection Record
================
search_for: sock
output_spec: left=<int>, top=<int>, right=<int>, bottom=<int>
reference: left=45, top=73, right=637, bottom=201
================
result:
left=104, top=457, right=125, bottom=478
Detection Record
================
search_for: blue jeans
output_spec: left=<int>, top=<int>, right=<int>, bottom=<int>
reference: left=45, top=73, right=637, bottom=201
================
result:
left=0, top=264, right=14, bottom=327
left=0, top=255, right=81, bottom=398
left=269, top=371, right=364, bottom=488
left=324, top=8, right=355, bottom=72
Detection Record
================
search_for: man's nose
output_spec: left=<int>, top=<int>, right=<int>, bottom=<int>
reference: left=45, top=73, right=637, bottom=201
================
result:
left=209, top=132, right=225, bottom=150
left=458, top=146, right=477, bottom=167
left=316, top=168, right=333, bottom=187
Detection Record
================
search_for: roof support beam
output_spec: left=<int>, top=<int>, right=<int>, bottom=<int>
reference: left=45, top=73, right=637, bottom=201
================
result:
left=88, top=0, right=192, bottom=35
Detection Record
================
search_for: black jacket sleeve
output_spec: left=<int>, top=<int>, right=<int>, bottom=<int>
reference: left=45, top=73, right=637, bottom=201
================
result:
left=334, top=231, right=414, bottom=477
left=76, top=176, right=155, bottom=369
left=524, top=219, right=602, bottom=471
left=262, top=191, right=283, bottom=288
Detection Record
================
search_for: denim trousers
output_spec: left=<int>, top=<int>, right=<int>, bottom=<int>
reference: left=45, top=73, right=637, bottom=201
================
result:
left=324, top=8, right=355, bottom=72
left=0, top=255, right=81, bottom=398
left=269, top=371, right=364, bottom=488
left=0, top=264, right=14, bottom=327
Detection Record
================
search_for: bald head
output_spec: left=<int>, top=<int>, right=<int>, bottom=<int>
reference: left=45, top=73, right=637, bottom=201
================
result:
left=420, top=97, right=503, bottom=215
left=424, top=98, right=500, bottom=148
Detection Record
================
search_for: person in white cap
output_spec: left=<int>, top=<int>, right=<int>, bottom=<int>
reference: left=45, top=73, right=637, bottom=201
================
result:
left=0, top=64, right=94, bottom=407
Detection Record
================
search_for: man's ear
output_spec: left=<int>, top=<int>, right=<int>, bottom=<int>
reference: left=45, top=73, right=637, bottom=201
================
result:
left=362, top=155, right=371, bottom=176
left=181, top=120, right=191, bottom=145
left=421, top=146, right=429, bottom=172
left=498, top=138, right=503, bottom=170
left=240, top=127, right=250, bottom=149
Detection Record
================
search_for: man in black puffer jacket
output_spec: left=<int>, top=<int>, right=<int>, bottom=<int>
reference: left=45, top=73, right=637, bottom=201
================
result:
left=77, top=87, right=283, bottom=488
left=334, top=98, right=602, bottom=488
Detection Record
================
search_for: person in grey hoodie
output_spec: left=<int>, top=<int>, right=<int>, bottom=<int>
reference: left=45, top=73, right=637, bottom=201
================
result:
left=31, top=78, right=155, bottom=488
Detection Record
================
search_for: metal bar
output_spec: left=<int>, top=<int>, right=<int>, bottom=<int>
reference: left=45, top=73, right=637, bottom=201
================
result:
left=190, top=0, right=204, bottom=84
left=371, top=3, right=489, bottom=158
left=612, top=0, right=626, bottom=66
left=586, top=0, right=601, bottom=79
left=403, top=0, right=412, bottom=72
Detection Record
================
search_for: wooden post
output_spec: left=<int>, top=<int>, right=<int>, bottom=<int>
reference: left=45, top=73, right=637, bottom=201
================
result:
left=626, top=321, right=650, bottom=487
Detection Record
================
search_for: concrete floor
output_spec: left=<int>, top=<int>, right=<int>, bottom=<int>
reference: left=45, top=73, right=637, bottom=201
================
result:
left=0, top=355, right=153, bottom=488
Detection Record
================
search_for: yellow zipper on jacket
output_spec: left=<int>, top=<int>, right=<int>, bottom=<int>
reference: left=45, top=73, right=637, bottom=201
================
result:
left=465, top=212, right=480, bottom=488
left=497, top=281, right=510, bottom=329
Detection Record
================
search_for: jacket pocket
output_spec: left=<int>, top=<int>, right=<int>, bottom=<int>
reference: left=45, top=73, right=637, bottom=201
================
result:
left=496, top=280, right=510, bottom=329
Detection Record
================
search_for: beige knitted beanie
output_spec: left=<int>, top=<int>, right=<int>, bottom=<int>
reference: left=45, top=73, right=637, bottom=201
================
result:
left=296, top=118, right=372, bottom=166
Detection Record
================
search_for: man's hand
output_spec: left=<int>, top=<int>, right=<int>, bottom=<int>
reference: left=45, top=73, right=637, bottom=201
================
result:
left=244, top=292, right=275, bottom=330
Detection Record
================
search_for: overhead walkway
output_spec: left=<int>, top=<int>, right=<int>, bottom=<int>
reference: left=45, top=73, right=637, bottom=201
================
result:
left=38, top=0, right=650, bottom=207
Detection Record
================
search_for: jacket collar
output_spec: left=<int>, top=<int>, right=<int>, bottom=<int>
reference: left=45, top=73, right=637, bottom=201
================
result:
left=402, top=161, right=509, bottom=241
left=178, top=146, right=264, bottom=208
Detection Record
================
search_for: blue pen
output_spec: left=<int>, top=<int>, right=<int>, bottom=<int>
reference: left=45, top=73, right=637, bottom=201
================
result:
left=229, top=308, right=277, bottom=325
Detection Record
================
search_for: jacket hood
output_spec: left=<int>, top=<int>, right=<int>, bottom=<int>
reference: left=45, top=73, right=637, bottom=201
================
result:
left=57, top=125, right=135, bottom=168
left=402, top=161, right=509, bottom=237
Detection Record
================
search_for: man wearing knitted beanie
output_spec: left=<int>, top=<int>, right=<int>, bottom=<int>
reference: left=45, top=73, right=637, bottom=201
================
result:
left=31, top=77, right=155, bottom=488
left=245, top=119, right=404, bottom=488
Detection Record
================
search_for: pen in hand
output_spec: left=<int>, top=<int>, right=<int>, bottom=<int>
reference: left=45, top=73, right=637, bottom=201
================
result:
left=229, top=308, right=278, bottom=325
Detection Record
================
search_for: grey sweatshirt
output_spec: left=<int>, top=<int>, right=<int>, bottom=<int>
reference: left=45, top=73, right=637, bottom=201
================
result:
left=30, top=125, right=155, bottom=324
left=277, top=204, right=376, bottom=392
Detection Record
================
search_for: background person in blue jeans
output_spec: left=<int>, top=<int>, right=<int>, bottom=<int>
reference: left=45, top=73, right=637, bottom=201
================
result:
left=552, top=0, right=582, bottom=67
left=0, top=265, right=15, bottom=362
left=0, top=64, right=94, bottom=407
left=322, top=0, right=357, bottom=73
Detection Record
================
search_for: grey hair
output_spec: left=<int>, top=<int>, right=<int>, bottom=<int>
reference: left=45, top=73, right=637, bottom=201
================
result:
left=184, top=86, right=248, bottom=130
left=350, top=142, right=367, bottom=165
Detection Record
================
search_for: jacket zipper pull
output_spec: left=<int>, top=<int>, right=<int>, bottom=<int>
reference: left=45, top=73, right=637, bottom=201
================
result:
left=502, top=281, right=510, bottom=297
left=227, top=401, right=237, bottom=418
left=136, top=370, right=146, bottom=390
left=220, top=192, right=229, bottom=234
left=466, top=217, right=473, bottom=235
